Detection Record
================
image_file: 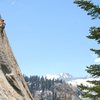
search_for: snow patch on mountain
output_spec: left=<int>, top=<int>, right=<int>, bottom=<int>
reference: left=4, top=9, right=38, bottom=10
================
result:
left=45, top=73, right=100, bottom=87
left=45, top=73, right=73, bottom=80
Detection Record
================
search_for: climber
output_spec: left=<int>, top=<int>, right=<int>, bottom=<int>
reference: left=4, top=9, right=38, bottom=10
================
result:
left=0, top=18, right=6, bottom=37
left=0, top=19, right=5, bottom=32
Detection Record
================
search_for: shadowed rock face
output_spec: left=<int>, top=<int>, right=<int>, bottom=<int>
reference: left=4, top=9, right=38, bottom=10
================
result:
left=0, top=19, right=34, bottom=100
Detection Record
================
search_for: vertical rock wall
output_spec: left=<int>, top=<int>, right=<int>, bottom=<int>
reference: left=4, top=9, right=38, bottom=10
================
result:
left=0, top=29, right=34, bottom=99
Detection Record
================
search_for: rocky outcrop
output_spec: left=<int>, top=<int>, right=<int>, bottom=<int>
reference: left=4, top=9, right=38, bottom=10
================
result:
left=0, top=18, right=34, bottom=100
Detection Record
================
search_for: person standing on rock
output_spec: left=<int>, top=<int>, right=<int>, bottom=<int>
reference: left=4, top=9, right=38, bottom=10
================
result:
left=0, top=19, right=5, bottom=37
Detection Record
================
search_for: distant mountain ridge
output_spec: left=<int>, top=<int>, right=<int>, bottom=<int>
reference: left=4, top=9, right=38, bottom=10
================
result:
left=45, top=73, right=73, bottom=80
left=45, top=73, right=100, bottom=86
left=44, top=73, right=100, bottom=100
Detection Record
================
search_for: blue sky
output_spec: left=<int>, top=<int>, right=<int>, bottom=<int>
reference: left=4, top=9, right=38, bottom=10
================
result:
left=0, top=0, right=99, bottom=77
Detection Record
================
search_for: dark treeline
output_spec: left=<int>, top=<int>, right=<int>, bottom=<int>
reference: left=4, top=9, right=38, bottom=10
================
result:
left=24, top=75, right=62, bottom=96
left=24, top=75, right=81, bottom=100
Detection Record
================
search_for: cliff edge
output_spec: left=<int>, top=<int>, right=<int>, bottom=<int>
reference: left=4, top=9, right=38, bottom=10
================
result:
left=0, top=18, right=34, bottom=100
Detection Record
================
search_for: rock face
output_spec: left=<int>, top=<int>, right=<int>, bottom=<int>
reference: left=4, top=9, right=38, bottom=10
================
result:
left=0, top=18, right=34, bottom=100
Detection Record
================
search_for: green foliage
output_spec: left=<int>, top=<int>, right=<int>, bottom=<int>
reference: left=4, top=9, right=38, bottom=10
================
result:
left=74, top=0, right=100, bottom=19
left=74, top=0, right=100, bottom=99
left=87, top=80, right=100, bottom=86
left=78, top=83, right=100, bottom=98
left=87, top=27, right=100, bottom=43
left=86, top=65, right=100, bottom=77
left=90, top=49, right=100, bottom=57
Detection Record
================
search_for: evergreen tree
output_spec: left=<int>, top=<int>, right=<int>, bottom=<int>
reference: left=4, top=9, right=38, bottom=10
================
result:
left=74, top=0, right=100, bottom=99
left=24, top=75, right=29, bottom=82
left=41, top=76, right=45, bottom=91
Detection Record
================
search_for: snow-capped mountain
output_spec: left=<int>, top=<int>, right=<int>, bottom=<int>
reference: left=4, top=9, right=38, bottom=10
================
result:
left=45, top=73, right=73, bottom=80
left=45, top=73, right=100, bottom=86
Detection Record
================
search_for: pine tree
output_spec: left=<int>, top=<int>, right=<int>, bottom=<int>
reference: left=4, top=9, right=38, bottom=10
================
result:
left=74, top=0, right=100, bottom=99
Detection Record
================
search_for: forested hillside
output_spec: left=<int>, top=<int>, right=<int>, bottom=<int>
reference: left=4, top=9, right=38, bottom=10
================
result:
left=24, top=75, right=80, bottom=100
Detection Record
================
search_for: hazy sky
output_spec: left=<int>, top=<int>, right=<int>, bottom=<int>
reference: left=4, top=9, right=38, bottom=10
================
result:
left=0, top=0, right=99, bottom=77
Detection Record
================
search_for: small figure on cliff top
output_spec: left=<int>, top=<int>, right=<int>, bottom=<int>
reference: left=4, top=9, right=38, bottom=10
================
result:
left=0, top=15, right=6, bottom=37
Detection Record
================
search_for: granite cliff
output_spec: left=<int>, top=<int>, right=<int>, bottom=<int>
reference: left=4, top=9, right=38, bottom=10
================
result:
left=0, top=18, right=34, bottom=100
